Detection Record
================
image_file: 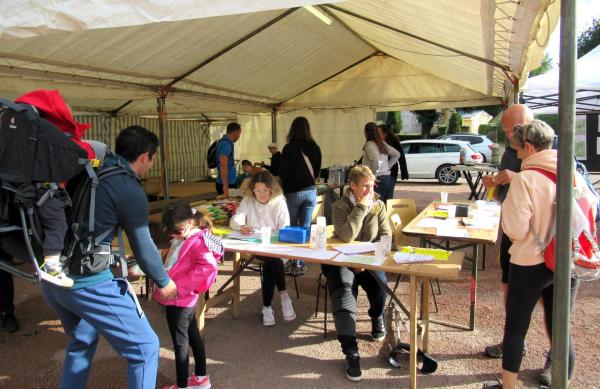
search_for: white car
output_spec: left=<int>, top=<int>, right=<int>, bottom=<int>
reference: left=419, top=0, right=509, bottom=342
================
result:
left=437, top=133, right=494, bottom=162
left=401, top=139, right=483, bottom=184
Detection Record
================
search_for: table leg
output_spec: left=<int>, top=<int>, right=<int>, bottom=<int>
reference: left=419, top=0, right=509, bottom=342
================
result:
left=409, top=275, right=418, bottom=389
left=462, top=171, right=477, bottom=200
left=421, top=277, right=430, bottom=353
left=469, top=244, right=479, bottom=331
left=232, top=251, right=241, bottom=320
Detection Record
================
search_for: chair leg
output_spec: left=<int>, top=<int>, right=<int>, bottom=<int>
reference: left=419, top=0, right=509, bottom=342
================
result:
left=429, top=278, right=439, bottom=313
left=435, top=279, right=441, bottom=295
left=290, top=263, right=300, bottom=299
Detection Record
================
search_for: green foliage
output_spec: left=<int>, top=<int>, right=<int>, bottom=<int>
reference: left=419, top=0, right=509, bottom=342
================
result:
left=448, top=111, right=462, bottom=134
left=385, top=111, right=403, bottom=134
left=412, top=109, right=441, bottom=138
left=534, top=114, right=559, bottom=131
left=437, top=125, right=448, bottom=136
left=578, top=18, right=600, bottom=58
left=529, top=52, right=553, bottom=77
left=479, top=124, right=503, bottom=144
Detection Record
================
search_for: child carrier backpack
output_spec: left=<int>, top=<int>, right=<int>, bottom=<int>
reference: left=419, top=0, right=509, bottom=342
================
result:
left=527, top=167, right=600, bottom=281
left=0, top=99, right=130, bottom=282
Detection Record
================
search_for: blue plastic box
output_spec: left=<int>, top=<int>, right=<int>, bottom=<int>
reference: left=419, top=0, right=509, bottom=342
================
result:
left=278, top=226, right=310, bottom=243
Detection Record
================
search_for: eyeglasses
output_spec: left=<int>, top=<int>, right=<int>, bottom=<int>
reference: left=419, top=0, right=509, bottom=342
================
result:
left=253, top=188, right=271, bottom=194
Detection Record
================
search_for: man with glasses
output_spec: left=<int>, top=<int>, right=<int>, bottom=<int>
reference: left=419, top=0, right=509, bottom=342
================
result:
left=40, top=125, right=177, bottom=388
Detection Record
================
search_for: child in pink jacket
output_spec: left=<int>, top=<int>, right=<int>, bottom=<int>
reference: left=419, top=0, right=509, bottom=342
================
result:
left=154, top=203, right=223, bottom=389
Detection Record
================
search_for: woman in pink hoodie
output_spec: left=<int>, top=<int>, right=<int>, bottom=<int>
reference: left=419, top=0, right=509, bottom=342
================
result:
left=484, top=120, right=595, bottom=389
left=154, top=203, right=223, bottom=389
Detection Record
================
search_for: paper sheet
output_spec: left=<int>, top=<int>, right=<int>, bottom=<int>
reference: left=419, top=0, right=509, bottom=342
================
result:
left=333, top=242, right=376, bottom=255
left=399, top=247, right=451, bottom=261
left=393, top=252, right=434, bottom=264
left=226, top=230, right=262, bottom=241
left=333, top=253, right=385, bottom=266
left=417, top=218, right=458, bottom=229
left=436, top=226, right=469, bottom=238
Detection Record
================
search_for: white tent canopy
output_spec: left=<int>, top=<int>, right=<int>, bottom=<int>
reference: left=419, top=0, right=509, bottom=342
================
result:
left=523, top=45, right=600, bottom=114
left=0, top=0, right=557, bottom=117
left=0, top=0, right=559, bottom=167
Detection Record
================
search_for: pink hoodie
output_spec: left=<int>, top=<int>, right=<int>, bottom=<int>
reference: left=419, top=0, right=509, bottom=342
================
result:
left=153, top=229, right=222, bottom=307
left=502, top=149, right=596, bottom=266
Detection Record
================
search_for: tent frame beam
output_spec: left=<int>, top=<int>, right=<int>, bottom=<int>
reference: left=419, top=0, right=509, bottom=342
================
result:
left=324, top=4, right=511, bottom=73
left=165, top=8, right=299, bottom=89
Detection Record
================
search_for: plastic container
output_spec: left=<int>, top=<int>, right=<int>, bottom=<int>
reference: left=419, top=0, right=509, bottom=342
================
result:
left=490, top=143, right=500, bottom=165
left=278, top=226, right=310, bottom=243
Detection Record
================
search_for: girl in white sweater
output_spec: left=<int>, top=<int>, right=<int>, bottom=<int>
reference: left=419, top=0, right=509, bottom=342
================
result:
left=230, top=171, right=296, bottom=326
left=361, top=122, right=400, bottom=203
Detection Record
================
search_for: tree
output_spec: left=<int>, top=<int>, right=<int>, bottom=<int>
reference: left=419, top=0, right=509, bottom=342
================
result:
left=412, top=109, right=441, bottom=138
left=448, top=111, right=463, bottom=134
left=577, top=17, right=600, bottom=58
left=529, top=52, right=553, bottom=77
left=385, top=111, right=403, bottom=134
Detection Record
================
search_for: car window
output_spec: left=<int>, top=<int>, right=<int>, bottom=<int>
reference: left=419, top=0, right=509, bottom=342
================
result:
left=470, top=136, right=483, bottom=144
left=442, top=144, right=461, bottom=152
left=405, top=143, right=438, bottom=154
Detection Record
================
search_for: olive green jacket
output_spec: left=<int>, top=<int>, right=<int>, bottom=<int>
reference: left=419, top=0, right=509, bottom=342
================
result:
left=332, top=189, right=391, bottom=243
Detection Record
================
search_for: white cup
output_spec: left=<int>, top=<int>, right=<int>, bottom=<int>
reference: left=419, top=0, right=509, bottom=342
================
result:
left=447, top=204, right=457, bottom=218
left=440, top=192, right=448, bottom=203
left=380, top=235, right=393, bottom=255
left=316, top=216, right=327, bottom=227
left=374, top=241, right=387, bottom=260
left=260, top=226, right=271, bottom=245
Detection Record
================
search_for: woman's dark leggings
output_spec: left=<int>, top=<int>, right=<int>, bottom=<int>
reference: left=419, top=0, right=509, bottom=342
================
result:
left=321, top=264, right=387, bottom=355
left=165, top=305, right=207, bottom=387
left=503, top=263, right=578, bottom=376
left=260, top=257, right=287, bottom=306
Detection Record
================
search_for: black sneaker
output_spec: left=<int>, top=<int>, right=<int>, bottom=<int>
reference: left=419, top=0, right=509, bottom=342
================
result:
left=370, top=315, right=386, bottom=341
left=484, top=342, right=527, bottom=358
left=345, top=352, right=362, bottom=382
left=538, top=351, right=552, bottom=387
left=481, top=380, right=502, bottom=389
left=1, top=312, right=19, bottom=333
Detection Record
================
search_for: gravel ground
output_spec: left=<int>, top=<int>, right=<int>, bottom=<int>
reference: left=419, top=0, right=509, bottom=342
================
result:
left=1, top=179, right=599, bottom=388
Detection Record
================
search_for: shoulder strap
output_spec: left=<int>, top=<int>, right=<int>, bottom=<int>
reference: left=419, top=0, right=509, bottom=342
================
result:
left=523, top=167, right=557, bottom=183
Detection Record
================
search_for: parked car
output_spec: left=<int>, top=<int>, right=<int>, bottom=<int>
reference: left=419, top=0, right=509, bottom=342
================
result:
left=400, top=140, right=483, bottom=184
left=437, top=133, right=494, bottom=162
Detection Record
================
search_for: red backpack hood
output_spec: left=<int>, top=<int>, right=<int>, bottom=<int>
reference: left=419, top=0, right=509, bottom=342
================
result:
left=15, top=90, right=95, bottom=159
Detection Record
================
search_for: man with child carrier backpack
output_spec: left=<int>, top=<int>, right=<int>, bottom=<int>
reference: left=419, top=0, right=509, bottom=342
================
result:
left=1, top=90, right=177, bottom=388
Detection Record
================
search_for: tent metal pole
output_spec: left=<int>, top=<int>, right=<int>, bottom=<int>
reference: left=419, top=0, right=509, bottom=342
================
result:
left=271, top=107, right=277, bottom=143
left=157, top=92, right=170, bottom=200
left=554, top=1, right=577, bottom=388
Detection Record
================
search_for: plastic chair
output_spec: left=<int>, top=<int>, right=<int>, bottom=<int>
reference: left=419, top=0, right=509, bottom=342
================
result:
left=386, top=198, right=417, bottom=227
left=388, top=208, right=440, bottom=313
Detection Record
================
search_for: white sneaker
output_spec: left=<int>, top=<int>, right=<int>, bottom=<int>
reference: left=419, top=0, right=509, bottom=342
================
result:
left=281, top=295, right=296, bottom=321
left=40, top=263, right=74, bottom=288
left=262, top=306, right=275, bottom=326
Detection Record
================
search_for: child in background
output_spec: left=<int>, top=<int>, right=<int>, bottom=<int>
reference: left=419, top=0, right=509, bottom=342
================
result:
left=154, top=203, right=223, bottom=389
left=235, top=159, right=254, bottom=188
left=229, top=171, right=296, bottom=326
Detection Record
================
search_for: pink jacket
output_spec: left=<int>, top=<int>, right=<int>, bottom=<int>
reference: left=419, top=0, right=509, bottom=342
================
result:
left=153, top=229, right=222, bottom=307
